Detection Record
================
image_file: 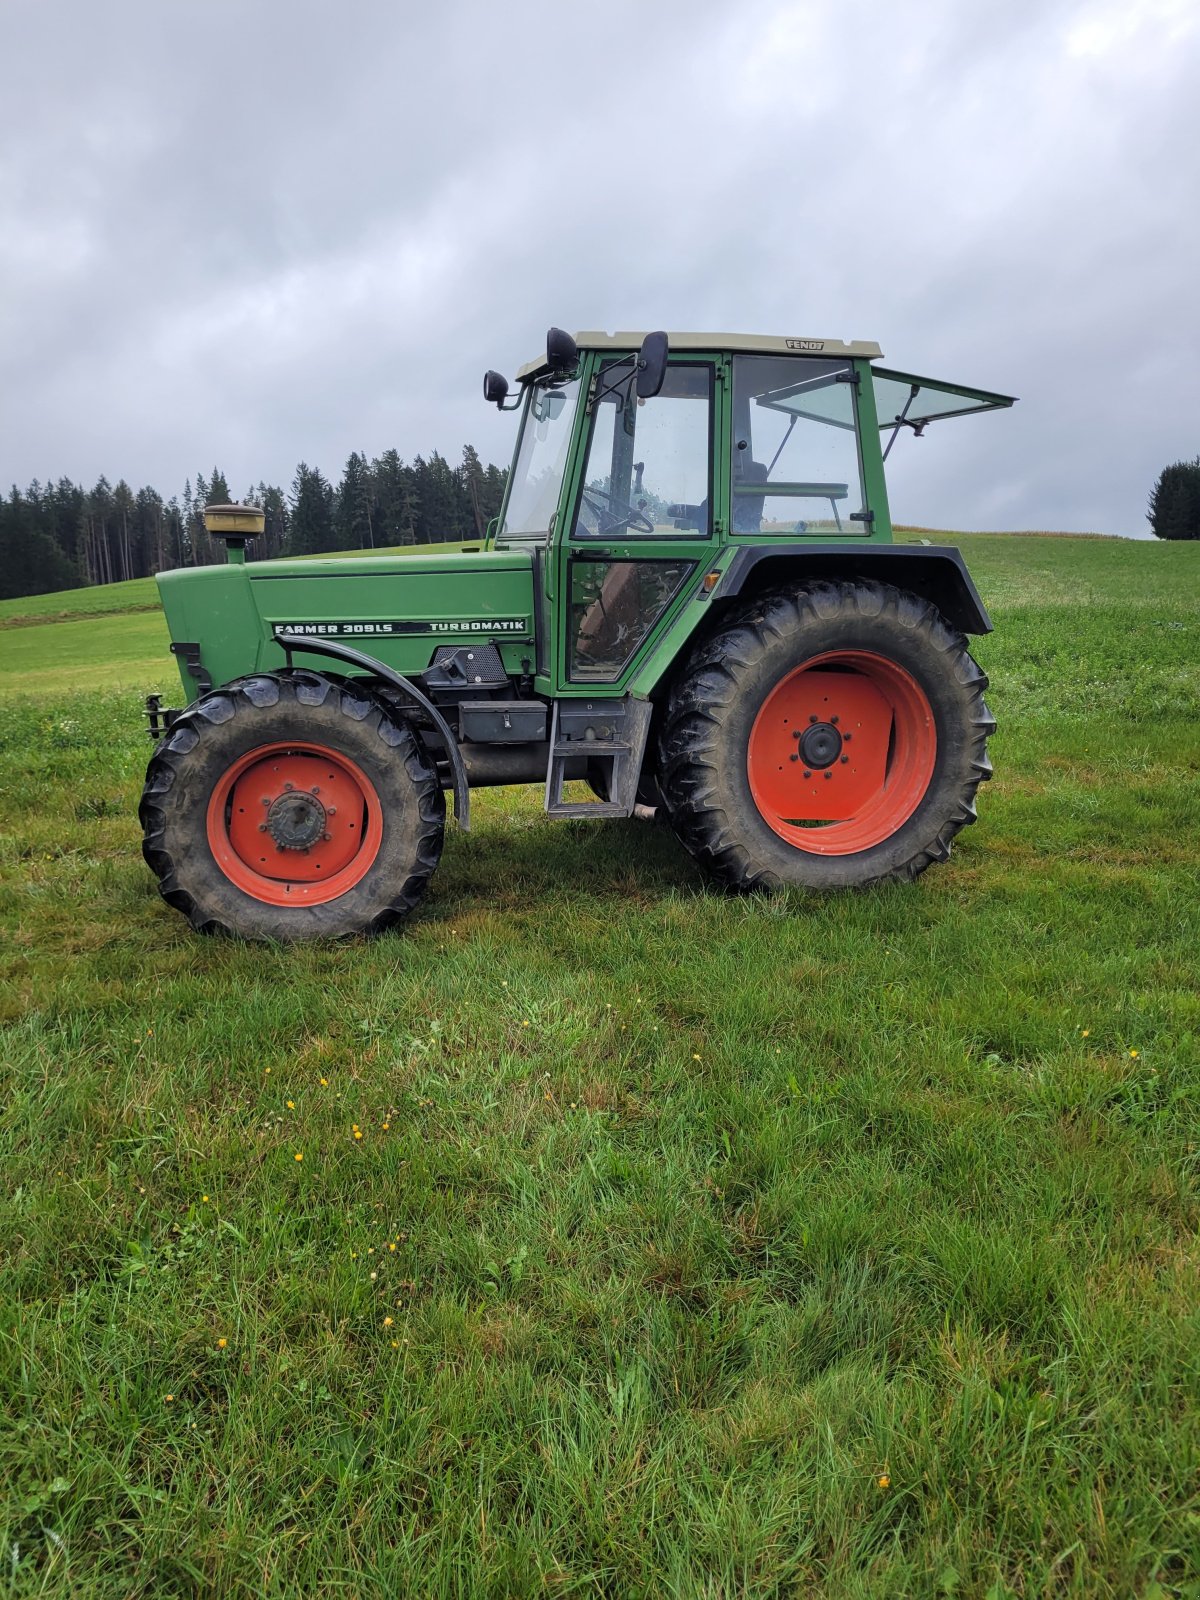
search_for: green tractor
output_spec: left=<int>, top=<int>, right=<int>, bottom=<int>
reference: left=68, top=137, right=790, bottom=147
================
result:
left=141, top=329, right=1014, bottom=939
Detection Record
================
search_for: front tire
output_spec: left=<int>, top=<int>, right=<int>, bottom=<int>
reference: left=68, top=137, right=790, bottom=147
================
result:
left=140, top=671, right=444, bottom=939
left=658, top=581, right=995, bottom=890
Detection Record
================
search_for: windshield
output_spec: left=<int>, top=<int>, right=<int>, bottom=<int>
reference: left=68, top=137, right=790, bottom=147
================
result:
left=499, top=377, right=580, bottom=540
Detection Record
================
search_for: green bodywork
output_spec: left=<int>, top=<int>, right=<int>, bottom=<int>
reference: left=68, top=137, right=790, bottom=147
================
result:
left=159, top=549, right=538, bottom=696
left=157, top=335, right=1013, bottom=731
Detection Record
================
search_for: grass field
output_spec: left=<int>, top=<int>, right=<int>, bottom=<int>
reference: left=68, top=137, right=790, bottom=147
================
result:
left=1, top=535, right=1197, bottom=1597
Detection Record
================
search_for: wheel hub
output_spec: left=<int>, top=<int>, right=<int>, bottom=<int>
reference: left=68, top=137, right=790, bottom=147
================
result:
left=798, top=721, right=843, bottom=769
left=746, top=653, right=937, bottom=855
left=265, top=788, right=327, bottom=850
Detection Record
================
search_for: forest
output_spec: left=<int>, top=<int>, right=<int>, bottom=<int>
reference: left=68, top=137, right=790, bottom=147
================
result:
left=0, top=445, right=509, bottom=601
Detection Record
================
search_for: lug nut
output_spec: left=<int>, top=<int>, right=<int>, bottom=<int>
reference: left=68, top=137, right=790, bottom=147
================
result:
left=327, top=807, right=336, bottom=817
left=803, top=770, right=812, bottom=779
left=831, top=715, right=839, bottom=725
left=844, top=733, right=852, bottom=742
left=311, top=786, right=320, bottom=795
left=809, top=714, right=819, bottom=724
left=283, top=781, right=294, bottom=792
left=840, top=755, right=849, bottom=764
left=258, top=822, right=267, bottom=832
left=824, top=771, right=833, bottom=780
left=323, top=832, right=332, bottom=841
left=790, top=753, right=798, bottom=763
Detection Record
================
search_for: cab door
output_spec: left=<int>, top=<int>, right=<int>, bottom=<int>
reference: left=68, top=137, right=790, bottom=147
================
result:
left=552, top=352, right=726, bottom=696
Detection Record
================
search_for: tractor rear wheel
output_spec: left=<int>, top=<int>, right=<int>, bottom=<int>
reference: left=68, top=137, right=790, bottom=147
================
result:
left=140, top=671, right=444, bottom=939
left=658, top=581, right=994, bottom=890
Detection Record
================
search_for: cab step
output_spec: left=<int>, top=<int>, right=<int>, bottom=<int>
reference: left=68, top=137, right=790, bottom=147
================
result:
left=544, top=697, right=654, bottom=819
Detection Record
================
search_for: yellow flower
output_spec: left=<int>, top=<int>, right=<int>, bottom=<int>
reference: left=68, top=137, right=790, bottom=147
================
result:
left=286, top=1101, right=295, bottom=1110
left=264, top=1067, right=271, bottom=1074
left=522, top=1020, right=531, bottom=1028
left=294, top=1152, right=303, bottom=1162
left=216, top=1338, right=227, bottom=1349
left=319, top=1077, right=329, bottom=1086
left=1129, top=1049, right=1139, bottom=1059
left=692, top=1053, right=701, bottom=1062
left=1081, top=1029, right=1090, bottom=1037
left=877, top=1474, right=890, bottom=1488
left=383, top=1316, right=393, bottom=1327
left=369, top=1271, right=378, bottom=1281
left=388, top=1243, right=396, bottom=1252
left=391, top=1339, right=399, bottom=1348
left=201, top=1195, right=209, bottom=1204
left=382, top=1122, right=390, bottom=1130
left=165, top=1394, right=175, bottom=1403
left=354, top=1130, right=363, bottom=1141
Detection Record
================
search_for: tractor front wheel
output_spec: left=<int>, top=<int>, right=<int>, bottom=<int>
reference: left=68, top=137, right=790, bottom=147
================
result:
left=140, top=672, right=444, bottom=939
left=658, top=581, right=995, bottom=890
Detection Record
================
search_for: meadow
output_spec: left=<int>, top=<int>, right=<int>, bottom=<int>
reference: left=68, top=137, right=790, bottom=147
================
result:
left=0, top=534, right=1197, bottom=1597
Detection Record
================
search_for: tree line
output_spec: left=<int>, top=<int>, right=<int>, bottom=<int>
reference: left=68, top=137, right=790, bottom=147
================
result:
left=0, top=445, right=509, bottom=601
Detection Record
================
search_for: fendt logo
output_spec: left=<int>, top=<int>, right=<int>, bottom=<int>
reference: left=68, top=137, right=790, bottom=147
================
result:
left=786, top=339, right=825, bottom=352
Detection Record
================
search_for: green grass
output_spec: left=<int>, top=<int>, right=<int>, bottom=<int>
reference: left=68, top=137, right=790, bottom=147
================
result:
left=1, top=535, right=1198, bottom=1597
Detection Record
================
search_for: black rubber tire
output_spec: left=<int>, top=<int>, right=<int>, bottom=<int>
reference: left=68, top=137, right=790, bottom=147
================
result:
left=657, top=581, right=995, bottom=891
left=139, top=671, right=445, bottom=939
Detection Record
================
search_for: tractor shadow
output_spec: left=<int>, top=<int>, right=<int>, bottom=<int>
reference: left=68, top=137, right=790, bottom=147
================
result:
left=427, top=808, right=706, bottom=923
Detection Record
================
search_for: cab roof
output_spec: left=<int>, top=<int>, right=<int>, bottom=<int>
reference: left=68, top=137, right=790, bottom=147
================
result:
left=516, top=331, right=883, bottom=382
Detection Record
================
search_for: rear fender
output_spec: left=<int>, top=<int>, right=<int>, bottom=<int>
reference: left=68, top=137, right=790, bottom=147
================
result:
left=715, top=543, right=992, bottom=636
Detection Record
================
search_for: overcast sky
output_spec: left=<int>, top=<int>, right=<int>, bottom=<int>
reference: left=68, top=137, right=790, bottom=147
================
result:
left=2, top=0, right=1197, bottom=536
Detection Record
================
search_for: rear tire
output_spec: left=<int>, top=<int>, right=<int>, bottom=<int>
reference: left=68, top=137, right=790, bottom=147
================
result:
left=658, top=581, right=995, bottom=890
left=140, top=671, right=444, bottom=939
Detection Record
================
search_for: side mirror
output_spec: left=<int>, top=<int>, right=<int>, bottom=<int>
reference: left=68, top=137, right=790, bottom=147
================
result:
left=483, top=370, right=509, bottom=406
left=546, top=326, right=578, bottom=372
left=635, top=330, right=668, bottom=398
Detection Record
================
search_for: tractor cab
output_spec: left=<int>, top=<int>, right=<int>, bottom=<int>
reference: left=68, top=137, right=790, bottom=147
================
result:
left=487, top=330, right=1012, bottom=699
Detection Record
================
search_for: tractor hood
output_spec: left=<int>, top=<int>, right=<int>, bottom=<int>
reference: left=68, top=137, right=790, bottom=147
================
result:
left=157, top=547, right=537, bottom=698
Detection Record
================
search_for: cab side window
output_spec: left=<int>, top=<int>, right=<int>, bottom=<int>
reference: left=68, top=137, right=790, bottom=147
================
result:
left=573, top=363, right=712, bottom=538
left=731, top=356, right=867, bottom=535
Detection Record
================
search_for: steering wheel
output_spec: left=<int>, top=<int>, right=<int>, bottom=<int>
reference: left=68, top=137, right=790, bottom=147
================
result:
left=580, top=485, right=655, bottom=536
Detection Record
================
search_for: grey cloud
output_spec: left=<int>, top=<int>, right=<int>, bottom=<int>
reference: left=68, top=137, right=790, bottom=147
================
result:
left=1, top=0, right=1196, bottom=536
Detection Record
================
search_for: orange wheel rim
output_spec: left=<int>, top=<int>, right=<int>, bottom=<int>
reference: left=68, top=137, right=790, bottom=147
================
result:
left=746, top=651, right=936, bottom=855
left=205, top=742, right=383, bottom=906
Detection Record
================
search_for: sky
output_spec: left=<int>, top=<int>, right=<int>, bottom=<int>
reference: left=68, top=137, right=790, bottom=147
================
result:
left=1, top=0, right=1197, bottom=537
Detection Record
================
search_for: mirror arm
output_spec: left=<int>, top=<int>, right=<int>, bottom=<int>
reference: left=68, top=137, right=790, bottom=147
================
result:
left=586, top=367, right=636, bottom=415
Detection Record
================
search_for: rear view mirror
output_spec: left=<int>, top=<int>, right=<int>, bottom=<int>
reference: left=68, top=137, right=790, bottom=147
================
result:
left=483, top=370, right=509, bottom=406
left=635, top=330, right=668, bottom=398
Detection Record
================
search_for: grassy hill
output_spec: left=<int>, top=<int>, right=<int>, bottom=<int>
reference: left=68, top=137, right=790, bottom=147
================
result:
left=1, top=533, right=1197, bottom=1596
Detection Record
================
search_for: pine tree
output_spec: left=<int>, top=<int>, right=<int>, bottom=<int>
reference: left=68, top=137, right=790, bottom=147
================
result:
left=1148, top=457, right=1200, bottom=540
left=289, top=463, right=335, bottom=554
left=334, top=452, right=373, bottom=550
left=460, top=444, right=487, bottom=540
